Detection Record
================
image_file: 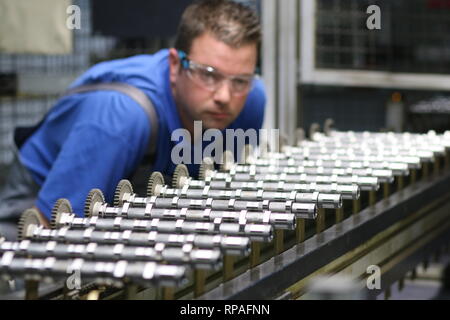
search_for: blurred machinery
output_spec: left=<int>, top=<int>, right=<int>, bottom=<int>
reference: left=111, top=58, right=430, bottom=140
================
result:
left=0, top=119, right=450, bottom=300
left=408, top=96, right=450, bottom=133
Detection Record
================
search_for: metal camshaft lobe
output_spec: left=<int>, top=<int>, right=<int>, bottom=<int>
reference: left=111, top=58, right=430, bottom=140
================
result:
left=0, top=251, right=187, bottom=288
left=27, top=227, right=251, bottom=256
left=55, top=214, right=274, bottom=242
left=0, top=240, right=222, bottom=270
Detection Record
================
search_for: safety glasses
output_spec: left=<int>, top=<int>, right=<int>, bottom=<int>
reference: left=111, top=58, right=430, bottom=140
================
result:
left=178, top=50, right=256, bottom=96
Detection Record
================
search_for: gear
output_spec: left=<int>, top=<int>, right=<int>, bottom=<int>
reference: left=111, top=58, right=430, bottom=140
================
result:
left=279, top=134, right=288, bottom=152
left=84, top=188, right=105, bottom=217
left=259, top=141, right=270, bottom=157
left=198, top=157, right=214, bottom=180
left=242, top=144, right=254, bottom=164
left=50, top=198, right=73, bottom=230
left=147, top=171, right=165, bottom=197
left=172, top=164, right=190, bottom=188
left=220, top=150, right=234, bottom=172
left=324, top=118, right=335, bottom=136
left=114, top=179, right=134, bottom=207
left=309, top=122, right=321, bottom=140
left=295, top=128, right=305, bottom=146
left=17, top=208, right=43, bottom=240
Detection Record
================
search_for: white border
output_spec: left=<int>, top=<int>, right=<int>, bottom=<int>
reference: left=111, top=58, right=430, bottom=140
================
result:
left=299, top=0, right=450, bottom=91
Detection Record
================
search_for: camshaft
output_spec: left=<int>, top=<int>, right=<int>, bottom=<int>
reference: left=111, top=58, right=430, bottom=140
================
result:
left=54, top=213, right=274, bottom=242
left=93, top=205, right=296, bottom=229
left=288, top=144, right=433, bottom=163
left=172, top=179, right=359, bottom=200
left=151, top=186, right=342, bottom=210
left=0, top=251, right=187, bottom=288
left=0, top=240, right=221, bottom=270
left=227, top=164, right=394, bottom=183
left=204, top=171, right=379, bottom=191
left=120, top=192, right=320, bottom=216
left=245, top=157, right=414, bottom=173
left=26, top=226, right=250, bottom=256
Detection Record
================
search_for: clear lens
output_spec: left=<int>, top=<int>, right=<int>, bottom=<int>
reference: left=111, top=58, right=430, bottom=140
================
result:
left=185, top=61, right=254, bottom=96
left=196, top=67, right=223, bottom=87
left=230, top=77, right=253, bottom=93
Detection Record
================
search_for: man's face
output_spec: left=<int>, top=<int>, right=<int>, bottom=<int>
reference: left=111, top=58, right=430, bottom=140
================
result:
left=169, top=32, right=258, bottom=132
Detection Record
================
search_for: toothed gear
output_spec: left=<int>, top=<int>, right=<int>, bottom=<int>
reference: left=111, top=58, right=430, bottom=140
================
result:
left=172, top=164, right=189, bottom=188
left=295, top=128, right=305, bottom=146
left=243, top=144, right=254, bottom=164
left=324, top=118, right=335, bottom=136
left=279, top=134, right=288, bottom=152
left=84, top=188, right=105, bottom=217
left=259, top=141, right=270, bottom=157
left=114, top=179, right=134, bottom=207
left=309, top=123, right=321, bottom=140
left=220, top=150, right=234, bottom=172
left=198, top=157, right=214, bottom=180
left=147, top=172, right=165, bottom=197
left=18, top=208, right=42, bottom=240
left=51, top=198, right=72, bottom=230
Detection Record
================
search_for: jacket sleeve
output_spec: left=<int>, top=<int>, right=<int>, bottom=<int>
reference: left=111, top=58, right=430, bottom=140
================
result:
left=35, top=92, right=151, bottom=219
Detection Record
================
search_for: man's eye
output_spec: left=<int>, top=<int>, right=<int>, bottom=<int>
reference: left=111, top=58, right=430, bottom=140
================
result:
left=232, top=78, right=250, bottom=88
left=198, top=69, right=220, bottom=83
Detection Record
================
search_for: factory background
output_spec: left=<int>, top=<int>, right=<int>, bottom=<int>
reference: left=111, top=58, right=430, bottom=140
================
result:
left=0, top=0, right=449, bottom=301
left=1, top=0, right=449, bottom=166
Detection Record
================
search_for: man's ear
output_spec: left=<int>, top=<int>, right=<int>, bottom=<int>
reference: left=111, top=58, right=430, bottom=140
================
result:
left=169, top=48, right=181, bottom=86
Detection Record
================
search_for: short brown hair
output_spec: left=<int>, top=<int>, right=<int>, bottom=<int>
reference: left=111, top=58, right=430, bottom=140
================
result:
left=174, top=0, right=261, bottom=53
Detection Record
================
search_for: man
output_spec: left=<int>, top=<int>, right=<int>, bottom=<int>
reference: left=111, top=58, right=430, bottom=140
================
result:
left=0, top=0, right=266, bottom=228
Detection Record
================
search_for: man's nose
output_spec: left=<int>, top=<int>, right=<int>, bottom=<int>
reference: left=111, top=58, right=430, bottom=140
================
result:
left=213, top=79, right=232, bottom=105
